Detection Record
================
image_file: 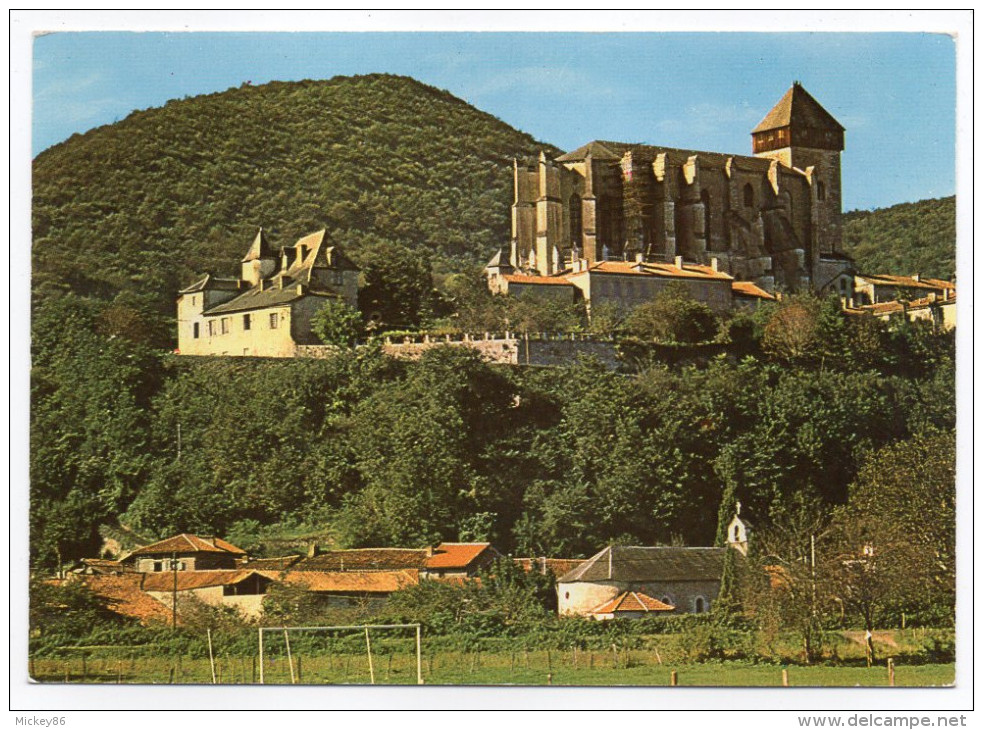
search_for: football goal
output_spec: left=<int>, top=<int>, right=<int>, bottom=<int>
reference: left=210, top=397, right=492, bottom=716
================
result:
left=257, top=623, right=423, bottom=685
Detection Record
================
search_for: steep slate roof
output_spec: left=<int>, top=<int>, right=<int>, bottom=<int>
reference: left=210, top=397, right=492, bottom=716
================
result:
left=752, top=83, right=844, bottom=134
left=241, top=228, right=274, bottom=262
left=292, top=548, right=429, bottom=572
left=557, top=545, right=728, bottom=584
left=202, top=229, right=357, bottom=316
left=281, top=570, right=419, bottom=594
left=140, top=569, right=269, bottom=592
left=590, top=591, right=676, bottom=614
left=426, top=543, right=497, bottom=570
left=127, top=534, right=246, bottom=558
left=178, top=274, right=242, bottom=295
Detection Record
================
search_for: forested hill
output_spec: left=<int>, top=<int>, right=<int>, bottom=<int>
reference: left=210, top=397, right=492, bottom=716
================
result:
left=842, top=196, right=956, bottom=280
left=32, top=74, right=558, bottom=312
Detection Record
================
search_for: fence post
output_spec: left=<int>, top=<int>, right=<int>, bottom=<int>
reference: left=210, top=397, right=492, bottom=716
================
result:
left=364, top=627, right=375, bottom=685
left=258, top=629, right=264, bottom=685
left=284, top=629, right=296, bottom=685
left=888, top=658, right=895, bottom=687
left=782, top=668, right=789, bottom=687
left=670, top=670, right=678, bottom=686
left=207, top=628, right=217, bottom=684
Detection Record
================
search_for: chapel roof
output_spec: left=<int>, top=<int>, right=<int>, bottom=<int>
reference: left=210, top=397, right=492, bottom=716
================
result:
left=557, top=545, right=728, bottom=584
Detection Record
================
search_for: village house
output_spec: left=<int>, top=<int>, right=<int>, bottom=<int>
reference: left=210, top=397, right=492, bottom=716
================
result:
left=120, top=533, right=247, bottom=573
left=852, top=273, right=955, bottom=306
left=845, top=292, right=957, bottom=332
left=177, top=229, right=360, bottom=357
left=490, top=83, right=855, bottom=312
left=557, top=512, right=749, bottom=619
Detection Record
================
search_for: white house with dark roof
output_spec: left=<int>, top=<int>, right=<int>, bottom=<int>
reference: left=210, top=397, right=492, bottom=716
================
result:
left=177, top=228, right=359, bottom=357
left=557, top=512, right=749, bottom=617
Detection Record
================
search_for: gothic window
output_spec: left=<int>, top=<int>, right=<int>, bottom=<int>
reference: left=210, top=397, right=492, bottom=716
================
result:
left=817, top=181, right=827, bottom=201
left=743, top=183, right=754, bottom=208
left=569, top=193, right=583, bottom=248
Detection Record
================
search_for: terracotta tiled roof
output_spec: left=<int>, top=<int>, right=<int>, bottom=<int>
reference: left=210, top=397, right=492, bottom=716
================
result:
left=732, top=281, right=777, bottom=300
left=558, top=545, right=728, bottom=584
left=848, top=294, right=954, bottom=317
left=581, top=260, right=732, bottom=281
left=292, top=548, right=429, bottom=572
left=426, top=543, right=497, bottom=570
left=752, top=83, right=844, bottom=134
left=513, top=557, right=584, bottom=577
left=127, top=534, right=246, bottom=558
left=503, top=274, right=576, bottom=286
left=591, top=591, right=675, bottom=614
left=79, top=575, right=174, bottom=625
left=281, top=570, right=419, bottom=594
left=857, top=274, right=955, bottom=291
left=140, top=569, right=269, bottom=592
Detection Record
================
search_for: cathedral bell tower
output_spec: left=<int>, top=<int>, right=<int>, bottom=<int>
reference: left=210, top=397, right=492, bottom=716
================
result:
left=752, top=82, right=845, bottom=256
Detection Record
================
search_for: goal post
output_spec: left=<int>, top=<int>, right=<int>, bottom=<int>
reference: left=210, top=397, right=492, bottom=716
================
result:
left=258, top=623, right=423, bottom=685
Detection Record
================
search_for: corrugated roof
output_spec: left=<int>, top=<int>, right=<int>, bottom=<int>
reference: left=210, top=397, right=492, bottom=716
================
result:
left=128, top=534, right=246, bottom=558
left=426, top=543, right=496, bottom=570
left=590, top=591, right=676, bottom=614
left=281, top=570, right=419, bottom=594
left=293, top=549, right=429, bottom=572
left=752, top=83, right=844, bottom=134
left=557, top=545, right=728, bottom=584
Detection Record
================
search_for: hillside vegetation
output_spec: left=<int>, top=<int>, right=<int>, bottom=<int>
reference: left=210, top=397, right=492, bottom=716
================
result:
left=842, top=196, right=956, bottom=280
left=33, top=74, right=557, bottom=317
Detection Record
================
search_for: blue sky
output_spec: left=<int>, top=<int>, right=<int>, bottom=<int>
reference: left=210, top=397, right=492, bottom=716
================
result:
left=33, top=31, right=956, bottom=211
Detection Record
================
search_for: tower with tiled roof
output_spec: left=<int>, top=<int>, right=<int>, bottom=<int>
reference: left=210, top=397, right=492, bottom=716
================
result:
left=752, top=82, right=845, bottom=259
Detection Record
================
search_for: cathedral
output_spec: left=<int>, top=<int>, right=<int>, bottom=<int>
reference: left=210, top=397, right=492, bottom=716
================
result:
left=488, top=83, right=855, bottom=304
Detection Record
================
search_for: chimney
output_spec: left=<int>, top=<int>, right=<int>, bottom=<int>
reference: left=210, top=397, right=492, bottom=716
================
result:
left=848, top=297, right=855, bottom=309
left=635, top=252, right=645, bottom=264
left=674, top=255, right=684, bottom=269
left=710, top=257, right=719, bottom=272
left=307, top=541, right=318, bottom=559
left=912, top=273, right=921, bottom=282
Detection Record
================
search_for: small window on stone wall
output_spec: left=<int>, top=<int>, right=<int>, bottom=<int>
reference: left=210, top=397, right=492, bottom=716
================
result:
left=695, top=597, right=706, bottom=613
left=817, top=181, right=827, bottom=201
left=743, top=183, right=754, bottom=208
left=565, top=592, right=570, bottom=600
left=270, top=313, right=279, bottom=329
left=193, top=323, right=199, bottom=339
left=243, top=314, right=251, bottom=331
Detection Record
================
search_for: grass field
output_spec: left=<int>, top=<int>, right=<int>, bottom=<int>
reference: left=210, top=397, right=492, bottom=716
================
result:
left=29, top=647, right=955, bottom=687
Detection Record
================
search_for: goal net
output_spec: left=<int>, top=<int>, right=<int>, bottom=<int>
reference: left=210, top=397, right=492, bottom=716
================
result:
left=257, top=623, right=423, bottom=685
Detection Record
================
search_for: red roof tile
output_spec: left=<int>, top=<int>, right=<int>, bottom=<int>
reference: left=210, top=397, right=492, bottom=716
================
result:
left=858, top=274, right=955, bottom=291
left=513, top=557, right=584, bottom=577
left=590, top=591, right=675, bottom=614
left=426, top=543, right=496, bottom=570
left=503, top=274, right=575, bottom=286
left=128, top=533, right=246, bottom=557
left=582, top=260, right=732, bottom=281
left=76, top=575, right=174, bottom=625
left=732, top=281, right=777, bottom=300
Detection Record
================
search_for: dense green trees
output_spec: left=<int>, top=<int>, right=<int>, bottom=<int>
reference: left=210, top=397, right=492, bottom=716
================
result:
left=843, top=196, right=956, bottom=280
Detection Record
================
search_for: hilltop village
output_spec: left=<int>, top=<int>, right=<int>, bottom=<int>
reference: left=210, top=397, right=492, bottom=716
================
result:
left=175, top=83, right=955, bottom=360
